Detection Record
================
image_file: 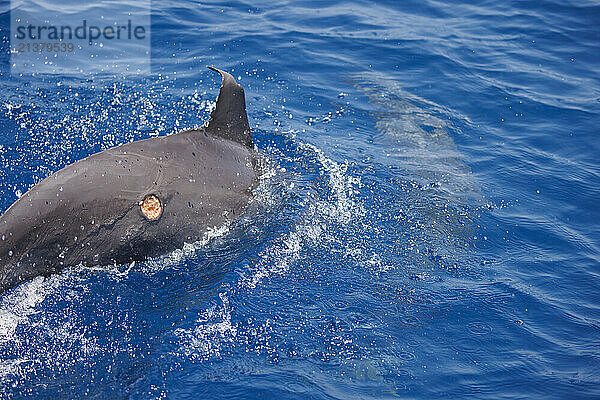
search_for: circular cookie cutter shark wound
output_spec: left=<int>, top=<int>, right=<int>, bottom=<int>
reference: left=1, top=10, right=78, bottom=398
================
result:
left=0, top=67, right=259, bottom=293
left=140, top=195, right=162, bottom=221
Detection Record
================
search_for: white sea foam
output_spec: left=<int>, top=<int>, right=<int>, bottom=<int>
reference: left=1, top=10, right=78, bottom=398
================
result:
left=173, top=292, right=237, bottom=361
left=241, top=139, right=362, bottom=289
left=297, top=140, right=363, bottom=224
left=0, top=271, right=82, bottom=345
left=0, top=270, right=100, bottom=382
left=0, top=277, right=47, bottom=343
left=142, top=223, right=232, bottom=273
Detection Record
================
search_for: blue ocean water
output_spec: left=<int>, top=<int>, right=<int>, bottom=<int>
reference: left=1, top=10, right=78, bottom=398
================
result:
left=0, top=0, right=599, bottom=398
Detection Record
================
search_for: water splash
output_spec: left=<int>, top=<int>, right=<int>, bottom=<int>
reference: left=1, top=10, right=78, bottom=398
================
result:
left=240, top=138, right=363, bottom=290
left=173, top=292, right=237, bottom=361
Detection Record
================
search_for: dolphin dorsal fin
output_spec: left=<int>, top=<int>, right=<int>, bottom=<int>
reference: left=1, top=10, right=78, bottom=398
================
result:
left=205, top=67, right=253, bottom=148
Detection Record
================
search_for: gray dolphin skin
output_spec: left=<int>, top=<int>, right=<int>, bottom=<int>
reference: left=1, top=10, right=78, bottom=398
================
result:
left=0, top=67, right=258, bottom=293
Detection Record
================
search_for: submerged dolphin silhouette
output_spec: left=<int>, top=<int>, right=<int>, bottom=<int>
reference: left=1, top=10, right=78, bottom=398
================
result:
left=0, top=67, right=258, bottom=293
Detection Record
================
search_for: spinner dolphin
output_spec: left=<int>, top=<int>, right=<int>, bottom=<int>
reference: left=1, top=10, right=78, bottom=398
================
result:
left=0, top=67, right=258, bottom=293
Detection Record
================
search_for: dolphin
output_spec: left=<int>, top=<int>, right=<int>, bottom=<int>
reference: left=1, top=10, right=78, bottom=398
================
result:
left=0, top=67, right=258, bottom=293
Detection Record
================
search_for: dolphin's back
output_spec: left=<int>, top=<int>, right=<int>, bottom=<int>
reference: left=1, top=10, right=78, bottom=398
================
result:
left=0, top=68, right=258, bottom=292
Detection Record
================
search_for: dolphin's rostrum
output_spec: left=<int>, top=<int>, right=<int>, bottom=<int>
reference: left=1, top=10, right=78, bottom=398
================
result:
left=0, top=67, right=258, bottom=293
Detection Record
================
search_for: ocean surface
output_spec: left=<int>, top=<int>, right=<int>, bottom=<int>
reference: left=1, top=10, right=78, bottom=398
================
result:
left=0, top=0, right=599, bottom=398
